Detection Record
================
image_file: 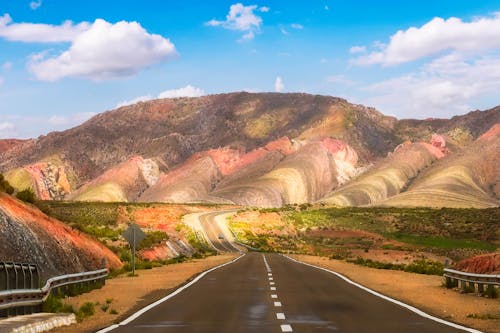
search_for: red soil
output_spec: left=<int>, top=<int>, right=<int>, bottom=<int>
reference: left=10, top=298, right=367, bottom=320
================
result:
left=454, top=252, right=500, bottom=274
left=479, top=123, right=500, bottom=140
left=0, top=139, right=27, bottom=154
left=0, top=193, right=122, bottom=270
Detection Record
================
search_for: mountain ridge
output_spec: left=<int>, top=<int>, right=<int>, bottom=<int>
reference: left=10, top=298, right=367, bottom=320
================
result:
left=1, top=92, right=498, bottom=208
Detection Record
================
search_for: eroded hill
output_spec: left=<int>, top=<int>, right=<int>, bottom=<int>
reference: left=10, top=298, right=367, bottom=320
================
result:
left=1, top=93, right=498, bottom=208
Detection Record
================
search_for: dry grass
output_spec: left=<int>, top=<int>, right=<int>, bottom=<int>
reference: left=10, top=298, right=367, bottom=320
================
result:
left=52, top=254, right=237, bottom=333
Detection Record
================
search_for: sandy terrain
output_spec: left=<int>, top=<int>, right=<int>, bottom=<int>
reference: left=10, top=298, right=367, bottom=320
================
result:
left=53, top=254, right=237, bottom=333
left=291, top=254, right=500, bottom=333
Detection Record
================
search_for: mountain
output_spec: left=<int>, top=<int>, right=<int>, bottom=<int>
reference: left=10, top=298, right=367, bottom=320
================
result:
left=0, top=92, right=498, bottom=208
left=0, top=193, right=122, bottom=279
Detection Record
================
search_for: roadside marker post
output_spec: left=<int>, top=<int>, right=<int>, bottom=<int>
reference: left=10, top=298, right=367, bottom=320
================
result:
left=122, top=224, right=146, bottom=276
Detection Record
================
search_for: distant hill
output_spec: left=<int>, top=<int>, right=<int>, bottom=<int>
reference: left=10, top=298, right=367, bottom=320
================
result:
left=1, top=92, right=498, bottom=208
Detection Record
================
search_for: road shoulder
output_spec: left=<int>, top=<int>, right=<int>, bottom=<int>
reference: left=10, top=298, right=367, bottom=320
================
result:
left=52, top=254, right=238, bottom=333
left=289, top=254, right=500, bottom=333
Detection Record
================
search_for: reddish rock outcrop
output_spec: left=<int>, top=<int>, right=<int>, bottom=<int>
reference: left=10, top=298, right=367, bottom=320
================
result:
left=454, top=253, right=500, bottom=274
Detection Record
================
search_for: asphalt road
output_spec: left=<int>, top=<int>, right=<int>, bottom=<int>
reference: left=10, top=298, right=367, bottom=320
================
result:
left=198, top=211, right=240, bottom=253
left=106, top=252, right=466, bottom=333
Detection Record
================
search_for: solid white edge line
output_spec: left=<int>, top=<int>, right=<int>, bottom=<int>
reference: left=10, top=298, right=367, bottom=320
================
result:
left=283, top=255, right=483, bottom=333
left=95, top=253, right=246, bottom=333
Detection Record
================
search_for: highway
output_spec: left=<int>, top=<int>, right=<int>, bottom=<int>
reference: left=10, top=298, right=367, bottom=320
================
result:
left=197, top=211, right=241, bottom=253
left=103, top=251, right=469, bottom=333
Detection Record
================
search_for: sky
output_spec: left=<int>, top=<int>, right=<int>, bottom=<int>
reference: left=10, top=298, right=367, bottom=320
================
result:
left=0, top=0, right=499, bottom=138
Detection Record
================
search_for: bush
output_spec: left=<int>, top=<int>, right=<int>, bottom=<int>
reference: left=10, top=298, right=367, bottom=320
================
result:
left=42, top=294, right=74, bottom=313
left=76, top=302, right=95, bottom=321
left=16, top=188, right=36, bottom=203
left=0, top=174, right=14, bottom=194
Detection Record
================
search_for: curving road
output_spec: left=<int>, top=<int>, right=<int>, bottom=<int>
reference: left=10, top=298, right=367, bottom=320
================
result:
left=101, top=252, right=472, bottom=333
left=197, top=211, right=241, bottom=253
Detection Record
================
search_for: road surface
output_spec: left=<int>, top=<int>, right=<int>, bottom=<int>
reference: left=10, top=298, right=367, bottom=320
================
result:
left=104, top=252, right=468, bottom=333
left=198, top=211, right=241, bottom=253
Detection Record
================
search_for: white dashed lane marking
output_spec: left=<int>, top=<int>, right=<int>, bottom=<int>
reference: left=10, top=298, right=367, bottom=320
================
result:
left=263, top=254, right=293, bottom=332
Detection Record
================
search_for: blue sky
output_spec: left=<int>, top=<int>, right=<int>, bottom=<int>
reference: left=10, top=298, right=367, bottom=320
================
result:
left=1, top=0, right=499, bottom=138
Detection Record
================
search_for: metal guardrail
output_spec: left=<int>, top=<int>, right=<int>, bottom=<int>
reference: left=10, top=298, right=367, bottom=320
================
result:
left=0, top=268, right=107, bottom=313
left=444, top=268, right=499, bottom=295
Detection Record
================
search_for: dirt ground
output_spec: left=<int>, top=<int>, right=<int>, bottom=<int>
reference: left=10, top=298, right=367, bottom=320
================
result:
left=291, top=254, right=500, bottom=333
left=52, top=254, right=237, bottom=333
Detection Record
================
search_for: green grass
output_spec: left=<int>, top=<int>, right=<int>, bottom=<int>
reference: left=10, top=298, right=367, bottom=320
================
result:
left=386, top=233, right=497, bottom=251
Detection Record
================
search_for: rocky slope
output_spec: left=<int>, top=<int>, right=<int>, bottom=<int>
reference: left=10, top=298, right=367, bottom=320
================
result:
left=454, top=252, right=500, bottom=274
left=0, top=193, right=122, bottom=279
left=0, top=93, right=498, bottom=208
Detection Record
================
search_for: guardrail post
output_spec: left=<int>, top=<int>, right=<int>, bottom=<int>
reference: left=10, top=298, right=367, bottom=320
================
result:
left=486, top=285, right=495, bottom=297
left=0, top=263, right=6, bottom=291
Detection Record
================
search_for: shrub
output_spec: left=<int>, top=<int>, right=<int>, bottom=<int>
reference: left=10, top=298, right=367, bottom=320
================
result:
left=0, top=174, right=14, bottom=194
left=42, top=294, right=74, bottom=313
left=76, top=302, right=95, bottom=321
left=16, top=188, right=36, bottom=203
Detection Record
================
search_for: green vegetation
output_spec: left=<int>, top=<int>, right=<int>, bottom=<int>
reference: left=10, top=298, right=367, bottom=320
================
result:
left=34, top=201, right=218, bottom=276
left=346, top=257, right=444, bottom=275
left=387, top=233, right=496, bottom=251
left=0, top=173, right=14, bottom=194
left=15, top=188, right=36, bottom=203
left=137, top=231, right=169, bottom=250
left=36, top=201, right=122, bottom=240
left=42, top=294, right=74, bottom=314
left=231, top=205, right=499, bottom=275
left=76, top=302, right=95, bottom=321
left=467, top=313, right=500, bottom=320
left=285, top=206, right=499, bottom=257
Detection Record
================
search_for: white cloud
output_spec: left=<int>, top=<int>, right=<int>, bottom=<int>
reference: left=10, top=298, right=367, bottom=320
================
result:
left=324, top=5, right=329, bottom=11
left=29, top=0, right=42, bottom=10
left=0, top=122, right=16, bottom=138
left=116, top=95, right=153, bottom=108
left=158, top=85, right=205, bottom=98
left=274, top=76, right=284, bottom=92
left=320, top=58, right=327, bottom=64
left=206, top=3, right=266, bottom=40
left=117, top=85, right=205, bottom=108
left=0, top=76, right=3, bottom=85
left=0, top=13, right=90, bottom=42
left=363, top=53, right=500, bottom=118
left=353, top=13, right=500, bottom=66
left=349, top=45, right=366, bottom=54
left=291, top=23, right=303, bottom=29
left=280, top=27, right=288, bottom=35
left=28, top=19, right=176, bottom=81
